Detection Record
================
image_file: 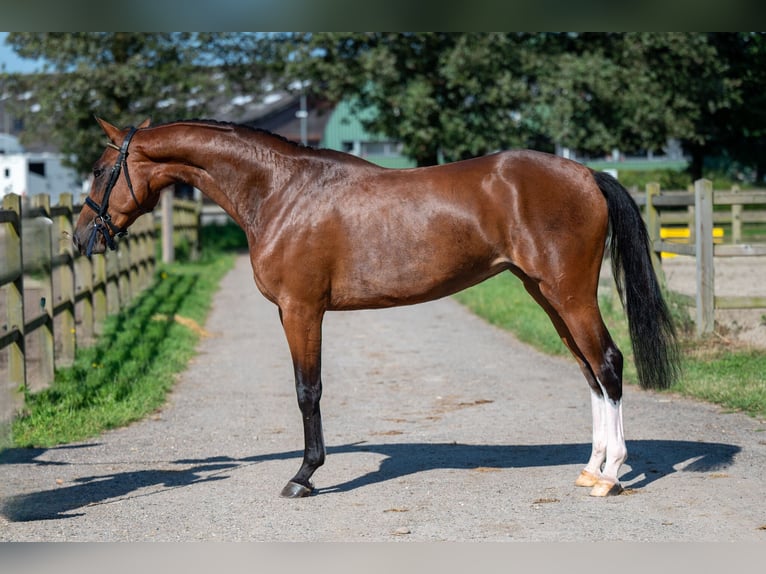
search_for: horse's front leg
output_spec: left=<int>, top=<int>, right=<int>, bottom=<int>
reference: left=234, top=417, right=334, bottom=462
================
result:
left=279, top=303, right=326, bottom=498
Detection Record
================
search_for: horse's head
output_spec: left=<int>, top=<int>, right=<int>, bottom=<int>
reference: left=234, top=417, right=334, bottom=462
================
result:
left=73, top=117, right=159, bottom=256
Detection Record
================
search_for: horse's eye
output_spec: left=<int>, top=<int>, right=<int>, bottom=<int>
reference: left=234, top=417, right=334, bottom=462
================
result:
left=93, top=167, right=104, bottom=179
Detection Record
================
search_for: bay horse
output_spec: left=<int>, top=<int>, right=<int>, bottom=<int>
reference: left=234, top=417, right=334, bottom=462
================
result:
left=73, top=118, right=679, bottom=498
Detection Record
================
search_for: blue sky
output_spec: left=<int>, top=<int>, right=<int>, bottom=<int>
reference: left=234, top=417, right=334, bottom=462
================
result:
left=0, top=32, right=45, bottom=73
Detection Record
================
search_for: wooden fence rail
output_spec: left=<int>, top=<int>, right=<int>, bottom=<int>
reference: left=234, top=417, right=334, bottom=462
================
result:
left=1, top=192, right=199, bottom=436
left=636, top=180, right=766, bottom=335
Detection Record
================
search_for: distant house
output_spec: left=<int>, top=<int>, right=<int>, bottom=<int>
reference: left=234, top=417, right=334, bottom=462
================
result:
left=243, top=93, right=333, bottom=148
left=321, top=99, right=416, bottom=168
left=241, top=92, right=415, bottom=168
left=0, top=133, right=81, bottom=204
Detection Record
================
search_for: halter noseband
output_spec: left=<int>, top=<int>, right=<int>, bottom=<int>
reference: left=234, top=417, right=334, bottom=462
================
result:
left=85, top=126, right=145, bottom=256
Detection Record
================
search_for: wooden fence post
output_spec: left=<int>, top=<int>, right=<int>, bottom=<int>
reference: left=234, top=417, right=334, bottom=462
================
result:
left=687, top=183, right=696, bottom=245
left=31, top=194, right=55, bottom=390
left=133, top=215, right=147, bottom=290
left=192, top=200, right=201, bottom=261
left=76, top=245, right=94, bottom=344
left=55, top=194, right=76, bottom=367
left=128, top=223, right=139, bottom=299
left=695, top=179, right=715, bottom=335
left=145, top=215, right=155, bottom=286
left=162, top=189, right=174, bottom=264
left=106, top=248, right=120, bottom=315
left=644, top=182, right=664, bottom=281
left=731, top=185, right=742, bottom=244
left=117, top=240, right=131, bottom=306
left=1, top=193, right=27, bottom=411
left=93, top=253, right=108, bottom=334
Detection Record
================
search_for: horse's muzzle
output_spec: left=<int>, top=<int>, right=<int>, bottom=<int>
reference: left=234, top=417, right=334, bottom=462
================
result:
left=72, top=227, right=89, bottom=255
left=72, top=223, right=108, bottom=256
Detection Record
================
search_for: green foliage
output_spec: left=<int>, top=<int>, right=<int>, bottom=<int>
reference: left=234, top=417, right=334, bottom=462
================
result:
left=200, top=221, right=248, bottom=254
left=285, top=32, right=766, bottom=177
left=11, top=254, right=235, bottom=447
left=286, top=33, right=539, bottom=165
left=2, top=32, right=275, bottom=174
left=4, top=33, right=766, bottom=181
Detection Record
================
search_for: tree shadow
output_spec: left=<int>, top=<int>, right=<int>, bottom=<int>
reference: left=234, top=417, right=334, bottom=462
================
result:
left=0, top=438, right=740, bottom=522
left=0, top=447, right=238, bottom=522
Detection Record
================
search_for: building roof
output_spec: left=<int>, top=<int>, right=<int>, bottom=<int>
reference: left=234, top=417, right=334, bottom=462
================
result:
left=0, top=132, right=24, bottom=154
left=242, top=93, right=333, bottom=147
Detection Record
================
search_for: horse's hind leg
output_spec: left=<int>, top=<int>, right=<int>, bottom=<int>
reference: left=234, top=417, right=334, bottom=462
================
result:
left=278, top=303, right=326, bottom=498
left=520, top=275, right=626, bottom=496
left=577, top=381, right=626, bottom=497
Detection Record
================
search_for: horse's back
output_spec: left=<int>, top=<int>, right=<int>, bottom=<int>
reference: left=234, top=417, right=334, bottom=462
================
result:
left=253, top=147, right=609, bottom=311
left=323, top=150, right=606, bottom=308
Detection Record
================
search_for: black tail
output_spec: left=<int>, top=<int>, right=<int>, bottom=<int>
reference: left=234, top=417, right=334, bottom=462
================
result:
left=593, top=171, right=680, bottom=390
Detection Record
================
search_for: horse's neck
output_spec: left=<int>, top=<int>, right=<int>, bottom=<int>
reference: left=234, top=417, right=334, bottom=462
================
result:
left=142, top=123, right=289, bottom=227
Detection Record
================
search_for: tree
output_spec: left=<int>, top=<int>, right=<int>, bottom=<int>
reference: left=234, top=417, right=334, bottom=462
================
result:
left=627, top=33, right=742, bottom=180
left=285, top=33, right=541, bottom=166
left=520, top=33, right=630, bottom=157
left=2, top=33, right=273, bottom=174
left=285, top=33, right=687, bottom=164
left=522, top=32, right=739, bottom=171
left=711, top=32, right=766, bottom=181
left=285, top=32, right=762, bottom=181
left=5, top=33, right=764, bottom=182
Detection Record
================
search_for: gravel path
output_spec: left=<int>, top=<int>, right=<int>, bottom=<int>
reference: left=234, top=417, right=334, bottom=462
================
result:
left=1, top=254, right=765, bottom=541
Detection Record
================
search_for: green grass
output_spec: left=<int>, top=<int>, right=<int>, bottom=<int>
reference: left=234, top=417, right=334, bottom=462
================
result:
left=674, top=348, right=766, bottom=417
left=455, top=273, right=766, bottom=420
left=10, top=251, right=236, bottom=447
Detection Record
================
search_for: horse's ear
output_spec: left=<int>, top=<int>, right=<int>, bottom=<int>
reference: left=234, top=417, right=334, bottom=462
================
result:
left=137, top=117, right=151, bottom=129
left=95, top=117, right=123, bottom=145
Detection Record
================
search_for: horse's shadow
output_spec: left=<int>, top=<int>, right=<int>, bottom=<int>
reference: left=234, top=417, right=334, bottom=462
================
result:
left=308, top=439, right=740, bottom=495
left=0, top=439, right=740, bottom=522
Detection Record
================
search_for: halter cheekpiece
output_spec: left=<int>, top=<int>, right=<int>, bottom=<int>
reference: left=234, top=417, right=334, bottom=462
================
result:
left=84, top=126, right=143, bottom=256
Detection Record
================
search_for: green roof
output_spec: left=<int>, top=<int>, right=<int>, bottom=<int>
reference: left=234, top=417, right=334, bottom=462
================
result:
left=321, top=100, right=416, bottom=169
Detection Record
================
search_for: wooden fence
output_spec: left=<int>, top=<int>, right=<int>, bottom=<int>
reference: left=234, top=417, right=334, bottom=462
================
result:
left=632, top=179, right=766, bottom=335
left=1, top=190, right=200, bottom=434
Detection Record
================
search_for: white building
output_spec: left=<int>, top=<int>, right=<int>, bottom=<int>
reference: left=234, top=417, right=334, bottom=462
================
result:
left=0, top=133, right=81, bottom=205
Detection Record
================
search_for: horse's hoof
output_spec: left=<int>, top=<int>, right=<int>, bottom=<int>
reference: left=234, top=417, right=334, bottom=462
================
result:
left=280, top=481, right=314, bottom=498
left=575, top=469, right=600, bottom=487
left=589, top=479, right=623, bottom=497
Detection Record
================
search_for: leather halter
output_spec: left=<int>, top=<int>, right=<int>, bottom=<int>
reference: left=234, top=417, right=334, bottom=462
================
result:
left=84, top=127, right=145, bottom=256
